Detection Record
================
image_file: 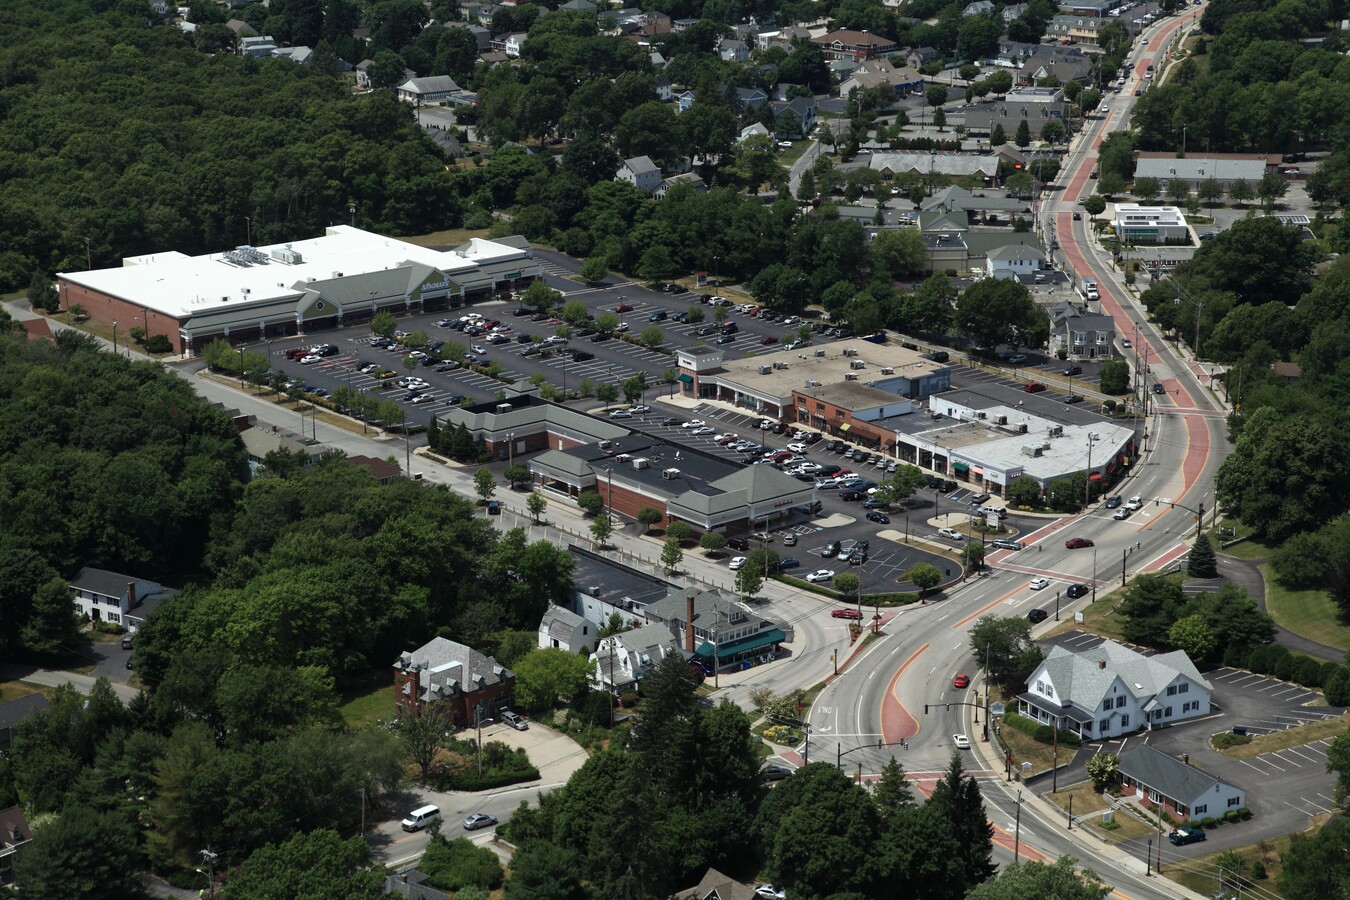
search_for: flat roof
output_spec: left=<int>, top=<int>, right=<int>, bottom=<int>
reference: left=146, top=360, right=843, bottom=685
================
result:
left=717, top=340, right=945, bottom=400
left=570, top=545, right=672, bottom=609
left=58, top=226, right=533, bottom=319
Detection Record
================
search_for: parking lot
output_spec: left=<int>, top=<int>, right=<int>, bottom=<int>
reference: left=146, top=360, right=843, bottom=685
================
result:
left=1035, top=630, right=1346, bottom=858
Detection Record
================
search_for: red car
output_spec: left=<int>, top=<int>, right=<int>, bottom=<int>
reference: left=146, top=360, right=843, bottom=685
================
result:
left=1065, top=537, right=1095, bottom=549
left=760, top=336, right=778, bottom=345
left=1023, top=382, right=1047, bottom=393
left=952, top=674, right=970, bottom=689
left=831, top=609, right=862, bottom=619
left=614, top=303, right=634, bottom=313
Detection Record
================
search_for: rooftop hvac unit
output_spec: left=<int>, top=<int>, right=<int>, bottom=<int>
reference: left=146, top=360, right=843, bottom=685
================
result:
left=814, top=349, right=826, bottom=357
left=271, top=245, right=303, bottom=264
left=804, top=379, right=820, bottom=388
left=332, top=271, right=343, bottom=278
left=758, top=365, right=772, bottom=375
left=773, top=361, right=788, bottom=370
left=633, top=458, right=650, bottom=470
left=977, top=412, right=987, bottom=419
left=843, top=348, right=858, bottom=357
left=995, top=415, right=1008, bottom=425
left=1021, top=444, right=1043, bottom=457
left=1017, top=423, right=1028, bottom=433
left=598, top=440, right=612, bottom=450
left=845, top=373, right=859, bottom=381
left=850, top=360, right=865, bottom=370
left=662, top=467, right=681, bottom=480
left=496, top=403, right=512, bottom=414
left=1048, top=425, right=1063, bottom=437
left=616, top=454, right=632, bottom=463
left=880, top=367, right=894, bottom=375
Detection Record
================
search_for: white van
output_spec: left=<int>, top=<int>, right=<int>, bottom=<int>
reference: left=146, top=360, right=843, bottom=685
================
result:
left=401, top=805, right=442, bottom=832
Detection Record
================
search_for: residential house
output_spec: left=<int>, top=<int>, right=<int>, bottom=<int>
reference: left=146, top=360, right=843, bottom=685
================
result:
left=392, top=636, right=515, bottom=725
left=906, top=46, right=940, bottom=69
left=0, top=807, right=32, bottom=885
left=477, top=50, right=510, bottom=65
left=1132, top=153, right=1276, bottom=193
left=557, top=0, right=596, bottom=11
left=656, top=172, right=707, bottom=199
left=0, top=694, right=49, bottom=753
left=769, top=96, right=816, bottom=137
left=1050, top=307, right=1116, bottom=359
left=1112, top=204, right=1190, bottom=245
left=616, top=156, right=663, bottom=194
left=503, top=32, right=528, bottom=57
left=240, top=423, right=322, bottom=474
left=1048, top=14, right=1105, bottom=45
left=447, top=21, right=491, bottom=50
left=963, top=0, right=995, bottom=15
left=1019, top=639, right=1213, bottom=740
left=590, top=622, right=684, bottom=692
left=839, top=62, right=925, bottom=99
left=1117, top=744, right=1246, bottom=823
left=654, top=75, right=673, bottom=101
left=642, top=10, right=672, bottom=34
left=426, top=129, right=465, bottom=159
left=734, top=86, right=769, bottom=110
left=397, top=75, right=463, bottom=104
left=922, top=185, right=1033, bottom=223
left=355, top=58, right=376, bottom=88
left=717, top=37, right=750, bottom=62
left=346, top=454, right=403, bottom=485
left=677, top=89, right=696, bottom=112
left=963, top=87, right=1065, bottom=140
left=271, top=46, right=313, bottom=64
left=225, top=18, right=258, bottom=38
left=237, top=35, right=278, bottom=57
left=69, top=566, right=178, bottom=631
left=1002, top=2, right=1029, bottom=23
left=651, top=50, right=668, bottom=68
left=675, top=868, right=760, bottom=900
left=148, top=0, right=171, bottom=15
left=643, top=587, right=787, bottom=671
left=672, top=17, right=701, bottom=32
left=1020, top=50, right=1093, bottom=86
left=985, top=243, right=1045, bottom=279
left=538, top=604, right=597, bottom=654
left=385, top=867, right=450, bottom=900
left=990, top=40, right=1040, bottom=68
left=811, top=29, right=899, bottom=62
left=737, top=122, right=770, bottom=143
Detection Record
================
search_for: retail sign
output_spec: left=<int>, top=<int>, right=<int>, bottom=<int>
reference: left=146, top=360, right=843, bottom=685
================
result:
left=421, top=279, right=450, bottom=293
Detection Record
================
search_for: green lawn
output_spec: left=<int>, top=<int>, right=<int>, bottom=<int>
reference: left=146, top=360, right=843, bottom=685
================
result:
left=339, top=682, right=393, bottom=727
left=1261, top=563, right=1350, bottom=652
left=1218, top=536, right=1272, bottom=561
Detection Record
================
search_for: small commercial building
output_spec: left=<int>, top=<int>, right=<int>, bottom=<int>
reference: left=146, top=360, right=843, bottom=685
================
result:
left=809, top=29, right=899, bottom=61
left=1113, top=205, right=1191, bottom=245
left=963, top=88, right=1066, bottom=140
left=645, top=588, right=787, bottom=671
left=1117, top=745, right=1245, bottom=822
left=1133, top=152, right=1278, bottom=192
left=392, top=637, right=515, bottom=725
left=57, top=227, right=542, bottom=356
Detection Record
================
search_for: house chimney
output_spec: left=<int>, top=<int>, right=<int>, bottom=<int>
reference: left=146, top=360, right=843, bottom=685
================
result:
left=126, top=581, right=137, bottom=610
left=1097, top=658, right=1106, bottom=669
left=685, top=594, right=696, bottom=652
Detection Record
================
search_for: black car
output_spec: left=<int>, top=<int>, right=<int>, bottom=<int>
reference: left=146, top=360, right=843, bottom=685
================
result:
left=727, top=537, right=750, bottom=552
left=1064, top=365, right=1083, bottom=376
left=512, top=308, right=531, bottom=316
left=921, top=350, right=950, bottom=363
left=1027, top=608, right=1048, bottom=624
left=1153, top=383, right=1165, bottom=395
left=1063, top=395, right=1084, bottom=404
left=590, top=332, right=611, bottom=342
left=569, top=350, right=595, bottom=362
left=1066, top=583, right=1090, bottom=599
left=1105, top=495, right=1122, bottom=509
left=822, top=540, right=842, bottom=558
left=575, top=327, right=596, bottom=336
left=720, top=323, right=739, bottom=334
left=839, top=490, right=865, bottom=502
left=866, top=511, right=890, bottom=524
left=649, top=311, right=667, bottom=322
left=762, top=765, right=792, bottom=782
left=776, top=557, right=800, bottom=570
left=817, top=464, right=841, bottom=475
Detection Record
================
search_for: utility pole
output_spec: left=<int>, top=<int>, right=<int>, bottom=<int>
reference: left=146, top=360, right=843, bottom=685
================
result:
left=1014, top=791, right=1023, bottom=862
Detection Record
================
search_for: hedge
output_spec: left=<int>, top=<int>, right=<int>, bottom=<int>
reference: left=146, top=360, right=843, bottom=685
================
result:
left=774, top=575, right=920, bottom=606
left=1003, top=710, right=1081, bottom=748
left=441, top=767, right=540, bottom=792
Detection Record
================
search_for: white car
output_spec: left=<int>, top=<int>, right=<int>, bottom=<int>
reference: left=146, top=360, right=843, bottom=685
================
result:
left=758, top=419, right=776, bottom=430
left=938, top=527, right=965, bottom=542
left=1113, top=508, right=1131, bottom=520
left=953, top=734, right=971, bottom=750
left=630, top=405, right=651, bottom=414
left=1122, top=338, right=1132, bottom=349
left=615, top=322, right=630, bottom=332
left=816, top=477, right=842, bottom=489
left=1029, top=577, right=1050, bottom=590
left=729, top=556, right=748, bottom=570
left=1125, top=496, right=1143, bottom=510
left=805, top=569, right=835, bottom=583
left=692, top=426, right=716, bottom=435
left=470, top=344, right=487, bottom=355
left=682, top=419, right=705, bottom=429
left=786, top=442, right=807, bottom=453
left=411, top=394, right=436, bottom=404
left=299, top=354, right=321, bottom=365
left=755, top=886, right=786, bottom=900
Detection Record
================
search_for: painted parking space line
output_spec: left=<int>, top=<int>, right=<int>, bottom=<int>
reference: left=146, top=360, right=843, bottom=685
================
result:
left=1284, top=746, right=1323, bottom=765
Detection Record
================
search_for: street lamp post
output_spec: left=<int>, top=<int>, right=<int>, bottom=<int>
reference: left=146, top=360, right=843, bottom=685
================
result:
left=244, top=215, right=252, bottom=246
left=111, top=320, right=117, bottom=356
left=1014, top=791, right=1025, bottom=862
left=1084, top=432, right=1099, bottom=509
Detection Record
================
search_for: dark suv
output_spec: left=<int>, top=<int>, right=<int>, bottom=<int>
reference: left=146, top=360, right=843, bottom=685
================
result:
left=822, top=540, right=842, bottom=558
left=1066, top=583, right=1090, bottom=599
left=727, top=537, right=749, bottom=552
left=1027, top=608, right=1048, bottom=624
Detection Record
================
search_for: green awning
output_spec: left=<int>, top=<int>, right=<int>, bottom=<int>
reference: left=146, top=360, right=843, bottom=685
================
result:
left=678, top=373, right=694, bottom=383
left=952, top=462, right=970, bottom=472
left=838, top=423, right=851, bottom=431
left=695, top=628, right=786, bottom=660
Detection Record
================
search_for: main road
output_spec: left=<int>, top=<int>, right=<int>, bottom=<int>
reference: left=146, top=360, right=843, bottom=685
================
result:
left=805, top=8, right=1228, bottom=897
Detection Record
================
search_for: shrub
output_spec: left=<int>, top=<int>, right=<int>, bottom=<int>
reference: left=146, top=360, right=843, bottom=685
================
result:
left=1003, top=711, right=1081, bottom=747
left=1237, top=807, right=1250, bottom=819
left=421, top=834, right=504, bottom=892
left=441, top=767, right=541, bottom=791
left=1211, top=732, right=1251, bottom=750
left=1250, top=860, right=1267, bottom=879
left=1271, top=648, right=1297, bottom=681
left=1202, top=817, right=1219, bottom=829
left=1223, top=643, right=1252, bottom=668
left=1294, top=656, right=1325, bottom=687
left=1224, top=810, right=1242, bottom=823
left=144, top=334, right=173, bottom=354
left=619, top=690, right=638, bottom=708
left=1325, top=668, right=1350, bottom=706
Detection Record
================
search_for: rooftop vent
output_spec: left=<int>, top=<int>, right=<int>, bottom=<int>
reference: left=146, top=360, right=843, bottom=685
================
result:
left=850, top=360, right=865, bottom=370
left=758, top=365, right=772, bottom=375
left=633, top=458, right=651, bottom=470
left=845, top=373, right=859, bottom=381
left=814, top=348, right=826, bottom=357
left=662, top=467, right=681, bottom=480
left=880, top=367, right=894, bottom=375
left=1021, top=444, right=1043, bottom=457
left=496, top=403, right=511, bottom=414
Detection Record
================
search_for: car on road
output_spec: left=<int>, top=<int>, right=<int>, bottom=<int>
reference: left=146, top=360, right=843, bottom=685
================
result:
left=1105, top=495, right=1122, bottom=509
left=1066, top=583, right=1090, bottom=599
left=831, top=608, right=862, bottom=619
left=952, top=734, right=971, bottom=750
left=990, top=539, right=1023, bottom=551
left=1113, top=508, right=1131, bottom=520
left=938, top=527, right=964, bottom=541
left=866, top=511, right=891, bottom=524
left=729, top=556, right=747, bottom=570
left=952, top=674, right=970, bottom=688
left=1153, top=382, right=1166, bottom=394
left=1073, top=212, right=1082, bottom=220
left=806, top=569, right=835, bottom=583
left=1125, top=495, right=1143, bottom=510
left=1065, top=537, right=1095, bottom=549
left=1023, top=381, right=1047, bottom=393
left=501, top=709, right=528, bottom=730
left=463, top=813, right=498, bottom=831
left=761, top=765, right=792, bottom=782
left=1028, top=608, right=1048, bottom=624
left=1029, top=577, right=1050, bottom=590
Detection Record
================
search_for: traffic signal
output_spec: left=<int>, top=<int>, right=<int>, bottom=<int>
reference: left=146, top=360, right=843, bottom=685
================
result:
left=924, top=704, right=929, bottom=715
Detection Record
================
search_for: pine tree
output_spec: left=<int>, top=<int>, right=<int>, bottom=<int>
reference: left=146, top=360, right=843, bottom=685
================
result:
left=873, top=757, right=917, bottom=823
left=1014, top=119, right=1032, bottom=148
left=927, top=753, right=996, bottom=888
left=1188, top=533, right=1218, bottom=578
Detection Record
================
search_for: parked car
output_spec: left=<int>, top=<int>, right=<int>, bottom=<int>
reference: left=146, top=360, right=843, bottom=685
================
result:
left=1028, top=608, right=1048, bottom=624
left=839, top=490, right=866, bottom=502
left=1169, top=826, right=1206, bottom=846
left=1065, top=537, right=1095, bottom=549
left=1023, top=381, right=1047, bottom=393
left=761, top=765, right=792, bottom=782
left=866, top=511, right=891, bottom=524
left=1063, top=365, right=1082, bottom=376
left=463, top=813, right=498, bottom=831
left=727, top=537, right=749, bottom=551
left=782, top=534, right=798, bottom=547
left=614, top=303, right=634, bottom=313
left=821, top=540, right=841, bottom=558
left=806, top=569, right=835, bottom=583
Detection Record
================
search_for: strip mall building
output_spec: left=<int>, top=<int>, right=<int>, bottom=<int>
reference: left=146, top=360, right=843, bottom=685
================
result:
left=56, top=226, right=542, bottom=356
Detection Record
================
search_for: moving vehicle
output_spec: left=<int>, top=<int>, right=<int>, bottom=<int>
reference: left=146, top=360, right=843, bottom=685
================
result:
left=1113, top=508, right=1131, bottom=520
left=952, top=734, right=971, bottom=750
left=1066, top=583, right=1090, bottom=599
left=761, top=765, right=792, bottom=782
left=1028, top=608, right=1048, bottom=624
left=952, top=674, right=970, bottom=688
left=463, top=812, right=498, bottom=831
left=990, top=539, right=1023, bottom=551
left=832, top=608, right=862, bottom=619
left=1029, top=577, right=1050, bottom=590
left=1065, top=537, right=1095, bottom=549
left=938, top=527, right=964, bottom=541
left=402, top=805, right=442, bottom=832
left=1125, top=495, right=1143, bottom=510
left=866, top=511, right=891, bottom=524
left=1105, top=495, right=1122, bottom=509
left=729, top=556, right=747, bottom=570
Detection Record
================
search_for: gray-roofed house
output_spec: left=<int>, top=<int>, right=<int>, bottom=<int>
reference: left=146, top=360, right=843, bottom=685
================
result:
left=769, top=96, right=816, bottom=137
left=238, top=35, right=277, bottom=57
left=355, top=58, right=376, bottom=88
left=240, top=422, right=322, bottom=474
left=922, top=185, right=1032, bottom=220
left=1001, top=3, right=1028, bottom=23
left=1020, top=639, right=1213, bottom=740
left=385, top=867, right=450, bottom=900
left=1020, top=50, right=1092, bottom=86
left=675, top=867, right=760, bottom=900
left=69, top=566, right=178, bottom=631
left=738, top=122, right=770, bottom=143
left=558, top=0, right=596, bottom=11
left=617, top=156, right=663, bottom=194
left=656, top=172, right=706, bottom=199
left=963, top=87, right=1065, bottom=140
left=539, top=604, right=597, bottom=654
left=590, top=622, right=684, bottom=692
left=985, top=243, right=1045, bottom=279
left=717, top=37, right=750, bottom=61
left=0, top=806, right=32, bottom=883
left=0, top=695, right=50, bottom=752
left=398, top=75, right=463, bottom=104
left=963, top=0, right=995, bottom=15
left=644, top=587, right=787, bottom=670
left=906, top=46, right=940, bottom=69
left=839, top=62, right=925, bottom=99
left=870, top=152, right=1000, bottom=179
left=447, top=21, right=491, bottom=49
left=393, top=637, right=515, bottom=725
left=1117, top=744, right=1245, bottom=823
left=1050, top=308, right=1116, bottom=360
left=1132, top=153, right=1275, bottom=192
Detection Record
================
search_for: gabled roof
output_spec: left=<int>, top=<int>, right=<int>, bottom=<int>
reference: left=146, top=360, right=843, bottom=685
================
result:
left=540, top=604, right=589, bottom=640
left=676, top=867, right=760, bottom=900
left=396, top=637, right=512, bottom=701
left=0, top=694, right=50, bottom=732
left=1038, top=639, right=1211, bottom=713
left=614, top=622, right=682, bottom=659
left=622, top=155, right=661, bottom=176
left=987, top=243, right=1045, bottom=262
left=1118, top=744, right=1231, bottom=806
left=400, top=75, right=461, bottom=95
left=0, top=806, right=32, bottom=848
